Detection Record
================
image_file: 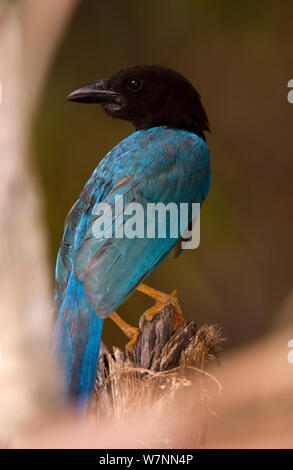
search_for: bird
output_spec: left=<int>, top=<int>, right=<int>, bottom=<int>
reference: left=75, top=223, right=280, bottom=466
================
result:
left=53, top=64, right=211, bottom=408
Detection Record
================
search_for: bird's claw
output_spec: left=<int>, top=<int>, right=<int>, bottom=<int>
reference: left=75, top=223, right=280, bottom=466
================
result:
left=125, top=328, right=141, bottom=353
left=139, top=290, right=184, bottom=331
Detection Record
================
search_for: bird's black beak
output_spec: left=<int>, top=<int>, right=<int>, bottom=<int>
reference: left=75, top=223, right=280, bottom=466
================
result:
left=67, top=79, right=120, bottom=104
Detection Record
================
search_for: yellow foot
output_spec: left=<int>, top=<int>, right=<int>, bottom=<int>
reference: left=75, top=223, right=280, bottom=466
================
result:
left=137, top=283, right=185, bottom=332
left=109, top=311, right=141, bottom=353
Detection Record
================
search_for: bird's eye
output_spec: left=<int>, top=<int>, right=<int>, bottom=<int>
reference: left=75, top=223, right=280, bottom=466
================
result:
left=126, top=78, right=143, bottom=92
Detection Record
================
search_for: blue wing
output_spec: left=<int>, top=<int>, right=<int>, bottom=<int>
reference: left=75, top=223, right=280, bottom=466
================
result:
left=71, top=126, right=210, bottom=317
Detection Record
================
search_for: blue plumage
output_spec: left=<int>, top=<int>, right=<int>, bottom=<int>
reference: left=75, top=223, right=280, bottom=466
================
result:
left=53, top=65, right=211, bottom=406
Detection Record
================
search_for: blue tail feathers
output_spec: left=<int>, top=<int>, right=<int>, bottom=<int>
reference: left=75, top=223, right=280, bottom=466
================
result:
left=53, top=277, right=103, bottom=405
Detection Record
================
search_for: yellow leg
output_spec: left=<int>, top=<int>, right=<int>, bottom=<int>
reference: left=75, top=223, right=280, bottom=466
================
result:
left=109, top=312, right=141, bottom=352
left=109, top=284, right=185, bottom=352
left=137, top=283, right=185, bottom=331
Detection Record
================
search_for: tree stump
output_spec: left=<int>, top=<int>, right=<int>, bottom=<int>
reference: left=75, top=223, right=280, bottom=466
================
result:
left=94, top=305, right=222, bottom=447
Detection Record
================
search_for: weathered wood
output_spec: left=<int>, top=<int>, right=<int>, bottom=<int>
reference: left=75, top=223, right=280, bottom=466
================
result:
left=95, top=304, right=222, bottom=425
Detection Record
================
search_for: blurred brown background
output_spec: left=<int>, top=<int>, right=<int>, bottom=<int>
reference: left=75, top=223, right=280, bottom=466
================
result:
left=32, top=0, right=293, bottom=351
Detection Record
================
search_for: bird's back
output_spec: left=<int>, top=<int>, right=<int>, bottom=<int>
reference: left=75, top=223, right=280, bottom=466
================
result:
left=56, top=127, right=210, bottom=317
left=53, top=126, right=210, bottom=402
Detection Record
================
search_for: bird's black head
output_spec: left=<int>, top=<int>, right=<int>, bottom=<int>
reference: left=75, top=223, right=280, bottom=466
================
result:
left=67, top=65, right=210, bottom=140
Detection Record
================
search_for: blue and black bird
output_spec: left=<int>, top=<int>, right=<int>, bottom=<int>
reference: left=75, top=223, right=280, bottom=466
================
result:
left=53, top=65, right=211, bottom=407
